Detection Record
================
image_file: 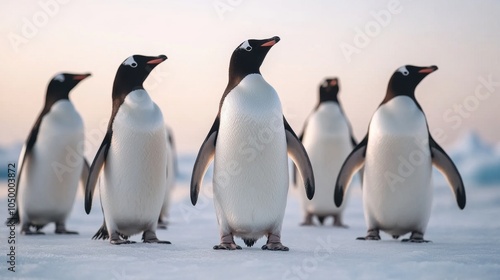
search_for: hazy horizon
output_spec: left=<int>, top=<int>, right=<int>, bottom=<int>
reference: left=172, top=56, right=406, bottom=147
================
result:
left=1, top=0, right=499, bottom=155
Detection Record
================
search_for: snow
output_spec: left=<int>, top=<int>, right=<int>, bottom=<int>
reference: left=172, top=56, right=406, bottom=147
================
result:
left=1, top=133, right=500, bottom=279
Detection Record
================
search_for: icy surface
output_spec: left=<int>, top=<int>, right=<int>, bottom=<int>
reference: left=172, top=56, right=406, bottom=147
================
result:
left=0, top=135, right=499, bottom=279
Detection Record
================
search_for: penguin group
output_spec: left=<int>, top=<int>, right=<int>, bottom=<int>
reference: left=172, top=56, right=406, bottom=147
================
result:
left=6, top=36, right=466, bottom=249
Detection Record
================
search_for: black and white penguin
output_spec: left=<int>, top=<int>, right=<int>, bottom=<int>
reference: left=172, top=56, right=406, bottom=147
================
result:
left=6, top=72, right=91, bottom=235
left=85, top=54, right=171, bottom=245
left=296, top=78, right=357, bottom=227
left=190, top=36, right=315, bottom=251
left=334, top=65, right=466, bottom=242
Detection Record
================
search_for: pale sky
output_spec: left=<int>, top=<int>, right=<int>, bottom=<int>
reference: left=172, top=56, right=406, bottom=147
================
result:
left=1, top=0, right=499, bottom=155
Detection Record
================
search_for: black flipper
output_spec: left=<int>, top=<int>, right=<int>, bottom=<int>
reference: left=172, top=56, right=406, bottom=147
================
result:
left=334, top=135, right=368, bottom=207
left=5, top=113, right=45, bottom=226
left=429, top=136, right=466, bottom=209
left=80, top=159, right=90, bottom=194
left=190, top=118, right=219, bottom=205
left=85, top=131, right=112, bottom=214
left=284, top=117, right=315, bottom=200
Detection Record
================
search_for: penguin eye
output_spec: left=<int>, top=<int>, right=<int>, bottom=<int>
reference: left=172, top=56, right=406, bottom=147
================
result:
left=397, top=66, right=409, bottom=76
left=239, top=40, right=252, bottom=52
left=123, top=56, right=138, bottom=68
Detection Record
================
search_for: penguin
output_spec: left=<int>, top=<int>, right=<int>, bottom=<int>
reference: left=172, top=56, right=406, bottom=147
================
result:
left=334, top=65, right=466, bottom=242
left=190, top=36, right=315, bottom=251
left=158, top=125, right=177, bottom=229
left=296, top=78, right=357, bottom=227
left=85, top=54, right=171, bottom=245
left=5, top=72, right=91, bottom=235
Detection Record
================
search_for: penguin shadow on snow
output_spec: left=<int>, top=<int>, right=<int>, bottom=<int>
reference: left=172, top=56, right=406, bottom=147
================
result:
left=334, top=65, right=466, bottom=243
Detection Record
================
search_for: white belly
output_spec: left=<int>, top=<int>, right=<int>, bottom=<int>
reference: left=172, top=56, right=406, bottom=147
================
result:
left=100, top=90, right=167, bottom=236
left=299, top=102, right=353, bottom=215
left=364, top=96, right=432, bottom=235
left=19, top=101, right=84, bottom=225
left=214, top=74, right=289, bottom=238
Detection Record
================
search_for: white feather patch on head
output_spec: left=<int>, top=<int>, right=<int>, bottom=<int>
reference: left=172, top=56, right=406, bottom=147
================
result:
left=239, top=40, right=252, bottom=51
left=322, top=81, right=329, bottom=87
left=397, top=66, right=409, bottom=76
left=123, top=56, right=138, bottom=68
left=54, top=74, right=65, bottom=82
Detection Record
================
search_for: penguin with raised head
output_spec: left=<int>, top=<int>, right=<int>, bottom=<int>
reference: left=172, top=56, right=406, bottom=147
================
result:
left=334, top=65, right=466, bottom=242
left=6, top=72, right=91, bottom=235
left=297, top=78, right=357, bottom=227
left=191, top=36, right=315, bottom=251
left=85, top=54, right=171, bottom=245
left=158, top=125, right=177, bottom=229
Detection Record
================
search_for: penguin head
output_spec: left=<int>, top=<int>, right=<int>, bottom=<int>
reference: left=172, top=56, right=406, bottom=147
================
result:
left=46, top=73, right=91, bottom=104
left=387, top=65, right=438, bottom=97
left=228, top=36, right=280, bottom=79
left=319, top=77, right=340, bottom=103
left=113, top=54, right=167, bottom=95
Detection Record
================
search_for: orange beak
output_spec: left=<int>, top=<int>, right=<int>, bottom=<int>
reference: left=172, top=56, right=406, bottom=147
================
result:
left=147, top=58, right=165, bottom=65
left=261, top=40, right=277, bottom=47
left=418, top=66, right=438, bottom=74
left=73, top=74, right=91, bottom=80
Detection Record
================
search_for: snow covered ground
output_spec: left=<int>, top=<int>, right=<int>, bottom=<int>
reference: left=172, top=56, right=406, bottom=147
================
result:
left=1, top=133, right=500, bottom=279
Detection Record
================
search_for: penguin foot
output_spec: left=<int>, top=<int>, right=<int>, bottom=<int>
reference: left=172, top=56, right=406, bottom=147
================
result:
left=55, top=223, right=78, bottom=234
left=21, top=230, right=45, bottom=235
left=402, top=232, right=431, bottom=243
left=21, top=224, right=44, bottom=235
left=402, top=238, right=431, bottom=243
left=261, top=243, right=289, bottom=251
left=110, top=232, right=134, bottom=245
left=144, top=239, right=171, bottom=244
left=142, top=230, right=171, bottom=244
left=110, top=239, right=136, bottom=245
left=55, top=229, right=79, bottom=234
left=357, top=229, right=380, bottom=240
left=214, top=233, right=242, bottom=250
left=213, top=243, right=242, bottom=250
left=261, top=233, right=289, bottom=251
